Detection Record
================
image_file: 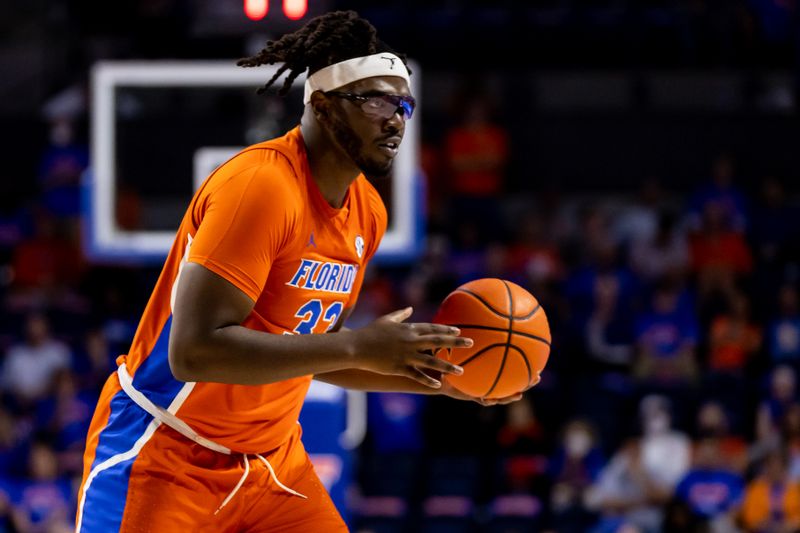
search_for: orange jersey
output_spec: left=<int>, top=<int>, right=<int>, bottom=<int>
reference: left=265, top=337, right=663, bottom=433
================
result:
left=741, top=477, right=800, bottom=530
left=117, top=126, right=387, bottom=454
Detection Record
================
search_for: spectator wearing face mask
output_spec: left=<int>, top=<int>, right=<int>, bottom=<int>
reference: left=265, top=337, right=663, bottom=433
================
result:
left=585, top=395, right=690, bottom=533
left=637, top=396, right=692, bottom=496
left=547, top=420, right=606, bottom=532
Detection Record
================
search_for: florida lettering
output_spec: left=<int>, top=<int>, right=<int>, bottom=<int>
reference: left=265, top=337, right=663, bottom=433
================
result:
left=286, top=259, right=358, bottom=294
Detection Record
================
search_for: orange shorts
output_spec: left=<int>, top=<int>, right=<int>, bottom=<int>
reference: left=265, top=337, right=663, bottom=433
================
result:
left=76, top=374, right=347, bottom=532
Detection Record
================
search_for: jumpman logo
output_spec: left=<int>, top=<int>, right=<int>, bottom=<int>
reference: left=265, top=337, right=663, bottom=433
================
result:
left=380, top=56, right=396, bottom=69
left=307, top=231, right=317, bottom=248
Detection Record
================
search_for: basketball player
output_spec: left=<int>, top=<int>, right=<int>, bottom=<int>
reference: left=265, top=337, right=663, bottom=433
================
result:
left=76, top=11, right=529, bottom=532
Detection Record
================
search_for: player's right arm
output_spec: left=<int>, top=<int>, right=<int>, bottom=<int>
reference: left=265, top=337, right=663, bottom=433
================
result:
left=169, top=263, right=468, bottom=386
left=169, top=152, right=467, bottom=387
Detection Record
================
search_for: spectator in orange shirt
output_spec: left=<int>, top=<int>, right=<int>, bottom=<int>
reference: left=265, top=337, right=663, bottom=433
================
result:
left=709, top=291, right=762, bottom=373
left=740, top=446, right=800, bottom=532
left=10, top=208, right=85, bottom=300
left=690, top=202, right=753, bottom=297
left=442, top=88, right=509, bottom=237
left=444, top=89, right=509, bottom=199
left=694, top=401, right=748, bottom=474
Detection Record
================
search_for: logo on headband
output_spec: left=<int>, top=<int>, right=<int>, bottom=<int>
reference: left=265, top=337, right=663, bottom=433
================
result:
left=380, top=56, right=397, bottom=69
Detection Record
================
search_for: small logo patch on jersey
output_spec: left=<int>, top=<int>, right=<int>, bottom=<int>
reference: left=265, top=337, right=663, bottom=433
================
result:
left=355, top=235, right=365, bottom=258
left=307, top=231, right=317, bottom=248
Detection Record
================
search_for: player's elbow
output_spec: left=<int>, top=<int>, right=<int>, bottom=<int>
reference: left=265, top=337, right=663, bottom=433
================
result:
left=168, top=347, right=194, bottom=382
left=168, top=336, right=206, bottom=382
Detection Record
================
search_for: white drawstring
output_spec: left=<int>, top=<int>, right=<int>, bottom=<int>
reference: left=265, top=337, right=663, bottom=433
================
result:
left=255, top=454, right=308, bottom=499
left=117, top=364, right=230, bottom=455
left=215, top=455, right=251, bottom=515
left=116, top=364, right=307, bottom=514
left=213, top=454, right=308, bottom=515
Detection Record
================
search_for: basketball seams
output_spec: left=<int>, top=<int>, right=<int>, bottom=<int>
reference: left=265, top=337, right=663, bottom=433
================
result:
left=503, top=280, right=514, bottom=323
left=484, top=281, right=514, bottom=398
left=484, top=348, right=509, bottom=398
left=456, top=289, right=508, bottom=319
left=457, top=343, right=507, bottom=367
left=507, top=345, right=533, bottom=386
left=448, top=324, right=551, bottom=347
left=456, top=288, right=541, bottom=321
left=519, top=304, right=541, bottom=320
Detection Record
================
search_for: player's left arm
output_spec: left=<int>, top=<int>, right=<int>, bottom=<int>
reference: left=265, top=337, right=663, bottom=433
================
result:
left=314, top=368, right=529, bottom=406
left=314, top=308, right=529, bottom=406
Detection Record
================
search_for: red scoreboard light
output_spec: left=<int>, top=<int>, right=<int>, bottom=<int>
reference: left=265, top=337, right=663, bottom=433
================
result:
left=283, top=0, right=308, bottom=20
left=244, top=0, right=307, bottom=21
left=244, top=0, right=268, bottom=20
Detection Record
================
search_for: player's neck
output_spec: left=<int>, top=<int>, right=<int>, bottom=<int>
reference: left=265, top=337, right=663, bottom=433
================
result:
left=300, top=119, right=360, bottom=209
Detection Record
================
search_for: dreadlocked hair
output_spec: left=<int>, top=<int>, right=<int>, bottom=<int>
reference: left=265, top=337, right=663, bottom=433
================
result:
left=237, top=10, right=408, bottom=96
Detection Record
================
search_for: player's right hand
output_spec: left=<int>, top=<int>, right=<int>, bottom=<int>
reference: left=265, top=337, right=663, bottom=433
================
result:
left=347, top=307, right=472, bottom=389
left=439, top=374, right=540, bottom=406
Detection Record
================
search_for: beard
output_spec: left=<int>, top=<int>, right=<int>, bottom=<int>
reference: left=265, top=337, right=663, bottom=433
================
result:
left=328, top=112, right=394, bottom=179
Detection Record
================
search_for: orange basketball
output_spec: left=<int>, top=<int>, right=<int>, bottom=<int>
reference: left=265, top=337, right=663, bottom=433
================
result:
left=433, top=278, right=551, bottom=399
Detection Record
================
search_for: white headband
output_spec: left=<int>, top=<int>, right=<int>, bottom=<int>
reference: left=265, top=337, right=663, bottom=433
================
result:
left=303, top=52, right=410, bottom=104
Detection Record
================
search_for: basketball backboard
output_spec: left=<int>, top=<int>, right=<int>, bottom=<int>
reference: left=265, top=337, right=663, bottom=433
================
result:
left=86, top=60, right=423, bottom=264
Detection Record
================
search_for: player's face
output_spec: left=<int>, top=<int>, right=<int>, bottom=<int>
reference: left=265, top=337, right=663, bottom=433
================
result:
left=325, top=76, right=413, bottom=177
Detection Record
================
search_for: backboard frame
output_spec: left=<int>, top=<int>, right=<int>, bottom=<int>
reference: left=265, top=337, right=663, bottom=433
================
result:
left=86, top=60, right=423, bottom=264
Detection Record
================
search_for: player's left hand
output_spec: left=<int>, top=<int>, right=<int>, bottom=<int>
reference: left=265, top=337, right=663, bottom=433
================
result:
left=438, top=375, right=540, bottom=406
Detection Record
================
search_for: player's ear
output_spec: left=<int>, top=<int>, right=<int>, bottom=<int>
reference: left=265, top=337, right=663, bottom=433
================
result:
left=309, top=91, right=331, bottom=123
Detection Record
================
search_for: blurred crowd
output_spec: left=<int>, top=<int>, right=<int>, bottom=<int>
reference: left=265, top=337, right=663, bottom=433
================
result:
left=2, top=93, right=798, bottom=533
left=349, top=95, right=800, bottom=533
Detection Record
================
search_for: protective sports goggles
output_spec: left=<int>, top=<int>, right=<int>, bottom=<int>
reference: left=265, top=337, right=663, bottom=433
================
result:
left=325, top=91, right=416, bottom=121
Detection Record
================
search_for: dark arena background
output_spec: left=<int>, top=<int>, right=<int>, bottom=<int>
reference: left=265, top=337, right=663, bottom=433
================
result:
left=0, top=1, right=799, bottom=532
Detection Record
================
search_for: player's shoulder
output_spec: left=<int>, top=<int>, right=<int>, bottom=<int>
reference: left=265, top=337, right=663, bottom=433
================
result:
left=244, top=126, right=307, bottom=176
left=205, top=128, right=306, bottom=199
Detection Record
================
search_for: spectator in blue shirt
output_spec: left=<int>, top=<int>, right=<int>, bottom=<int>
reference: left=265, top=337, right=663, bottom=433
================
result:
left=37, top=119, right=88, bottom=219
left=34, top=370, right=96, bottom=476
left=687, top=153, right=749, bottom=234
left=633, top=281, right=700, bottom=389
left=768, top=284, right=800, bottom=364
left=3, top=440, right=72, bottom=533
left=673, top=437, right=744, bottom=529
